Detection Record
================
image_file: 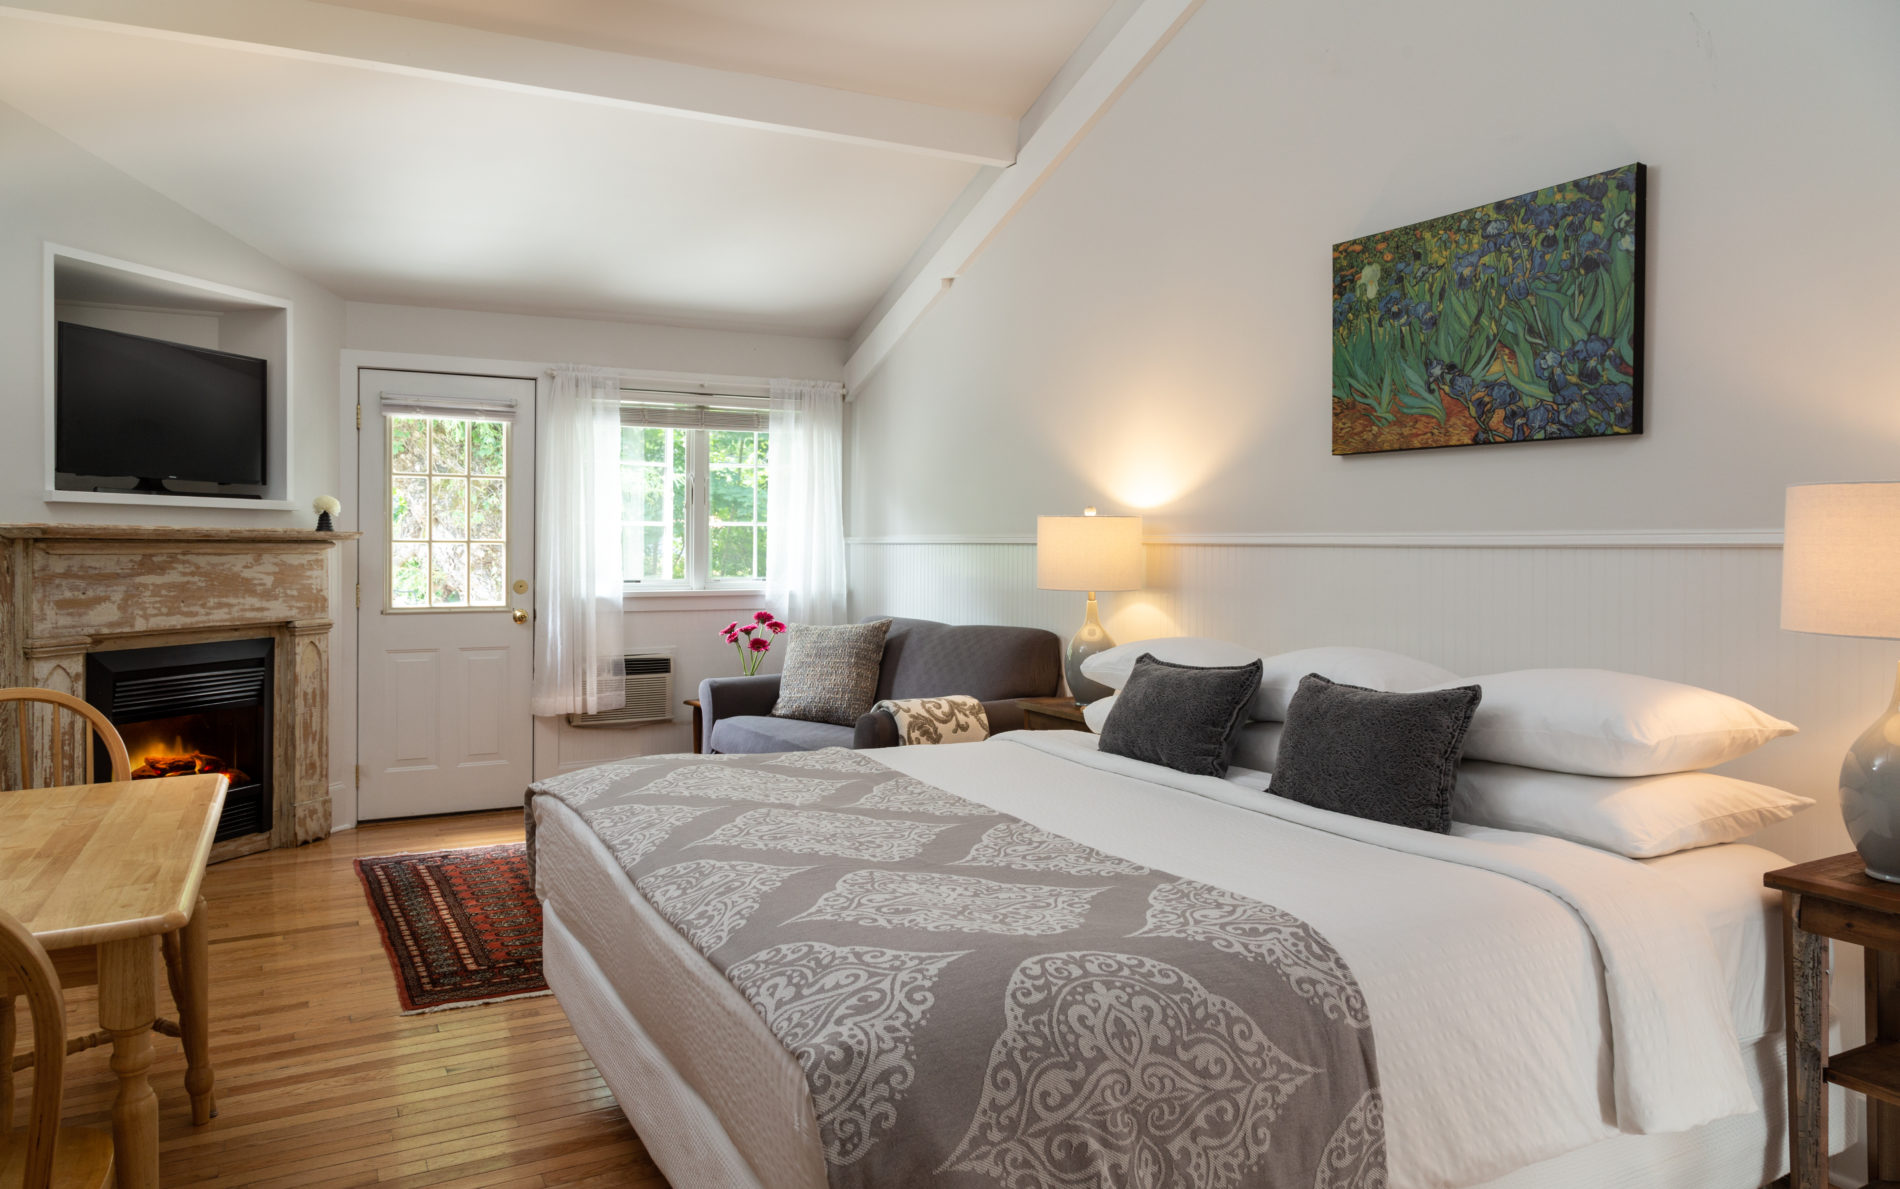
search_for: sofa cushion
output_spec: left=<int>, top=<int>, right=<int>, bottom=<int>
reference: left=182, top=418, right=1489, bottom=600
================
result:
left=710, top=715, right=856, bottom=754
left=874, top=617, right=1062, bottom=702
left=772, top=619, right=893, bottom=725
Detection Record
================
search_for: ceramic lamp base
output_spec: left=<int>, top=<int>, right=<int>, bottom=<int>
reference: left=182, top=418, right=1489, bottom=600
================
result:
left=1843, top=662, right=1900, bottom=883
left=1065, top=592, right=1115, bottom=705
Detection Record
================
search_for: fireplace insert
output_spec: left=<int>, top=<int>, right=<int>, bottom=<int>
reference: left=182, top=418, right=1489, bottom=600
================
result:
left=87, top=638, right=274, bottom=842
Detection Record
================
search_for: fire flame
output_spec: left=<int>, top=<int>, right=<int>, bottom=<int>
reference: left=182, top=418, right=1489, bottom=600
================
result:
left=126, top=732, right=249, bottom=784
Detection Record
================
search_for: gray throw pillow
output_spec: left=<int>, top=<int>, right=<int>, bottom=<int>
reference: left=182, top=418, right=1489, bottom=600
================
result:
left=1271, top=673, right=1482, bottom=833
left=771, top=619, right=893, bottom=726
left=1098, top=653, right=1264, bottom=777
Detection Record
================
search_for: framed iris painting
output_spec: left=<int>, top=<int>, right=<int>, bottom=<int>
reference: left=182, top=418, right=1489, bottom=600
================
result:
left=1331, top=162, right=1645, bottom=455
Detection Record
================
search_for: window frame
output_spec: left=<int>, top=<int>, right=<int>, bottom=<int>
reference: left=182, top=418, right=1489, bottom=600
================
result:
left=621, top=418, right=769, bottom=595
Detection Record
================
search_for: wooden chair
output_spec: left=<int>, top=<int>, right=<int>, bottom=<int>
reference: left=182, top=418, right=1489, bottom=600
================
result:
left=0, top=689, right=129, bottom=790
left=0, top=688, right=214, bottom=1135
left=0, top=910, right=113, bottom=1189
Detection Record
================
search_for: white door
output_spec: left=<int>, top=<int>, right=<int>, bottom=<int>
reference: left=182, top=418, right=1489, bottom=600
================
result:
left=356, top=369, right=536, bottom=819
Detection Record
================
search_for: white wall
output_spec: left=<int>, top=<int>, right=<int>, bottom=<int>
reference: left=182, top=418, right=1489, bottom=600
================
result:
left=341, top=301, right=841, bottom=784
left=0, top=101, right=345, bottom=526
left=846, top=0, right=1900, bottom=858
left=53, top=303, right=221, bottom=350
left=850, top=0, right=1900, bottom=539
left=345, top=302, right=844, bottom=380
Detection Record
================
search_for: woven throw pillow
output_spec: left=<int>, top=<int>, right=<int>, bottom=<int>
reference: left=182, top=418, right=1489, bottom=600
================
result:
left=1271, top=673, right=1482, bottom=833
left=771, top=619, right=893, bottom=726
left=1098, top=654, right=1264, bottom=777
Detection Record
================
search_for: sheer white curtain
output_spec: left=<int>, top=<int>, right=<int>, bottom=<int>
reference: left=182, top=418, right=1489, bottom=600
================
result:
left=765, top=378, right=848, bottom=625
left=531, top=366, right=625, bottom=715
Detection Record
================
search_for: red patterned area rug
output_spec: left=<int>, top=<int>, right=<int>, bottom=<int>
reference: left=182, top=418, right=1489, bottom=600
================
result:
left=355, top=842, right=550, bottom=1015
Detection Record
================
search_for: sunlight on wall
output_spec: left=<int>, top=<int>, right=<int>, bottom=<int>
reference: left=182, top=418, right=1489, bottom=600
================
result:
left=1103, top=592, right=1179, bottom=644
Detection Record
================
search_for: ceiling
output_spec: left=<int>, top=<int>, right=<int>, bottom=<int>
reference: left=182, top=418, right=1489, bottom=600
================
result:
left=314, top=0, right=1120, bottom=117
left=0, top=1, right=1120, bottom=337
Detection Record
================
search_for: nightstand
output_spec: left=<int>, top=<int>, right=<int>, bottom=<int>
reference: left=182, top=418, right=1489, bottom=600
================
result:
left=1766, top=853, right=1900, bottom=1189
left=1016, top=696, right=1090, bottom=732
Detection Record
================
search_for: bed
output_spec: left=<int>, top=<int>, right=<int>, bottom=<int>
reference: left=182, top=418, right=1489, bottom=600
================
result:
left=528, top=730, right=1849, bottom=1189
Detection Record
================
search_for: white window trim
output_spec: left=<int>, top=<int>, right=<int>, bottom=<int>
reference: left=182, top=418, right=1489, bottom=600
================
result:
left=622, top=587, right=767, bottom=610
left=621, top=411, right=769, bottom=596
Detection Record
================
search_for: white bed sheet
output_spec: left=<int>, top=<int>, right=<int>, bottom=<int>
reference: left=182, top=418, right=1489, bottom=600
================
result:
left=534, top=734, right=1781, bottom=1189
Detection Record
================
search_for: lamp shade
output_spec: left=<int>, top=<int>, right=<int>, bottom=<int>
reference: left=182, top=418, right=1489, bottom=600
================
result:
left=1781, top=482, right=1900, bottom=639
left=1037, top=514, right=1143, bottom=591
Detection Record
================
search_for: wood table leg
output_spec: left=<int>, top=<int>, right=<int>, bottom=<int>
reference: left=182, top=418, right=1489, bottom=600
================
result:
left=177, top=896, right=215, bottom=1124
left=99, top=935, right=159, bottom=1189
left=1785, top=894, right=1829, bottom=1189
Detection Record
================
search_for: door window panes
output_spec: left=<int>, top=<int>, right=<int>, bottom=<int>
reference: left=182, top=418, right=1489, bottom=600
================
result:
left=389, top=415, right=508, bottom=608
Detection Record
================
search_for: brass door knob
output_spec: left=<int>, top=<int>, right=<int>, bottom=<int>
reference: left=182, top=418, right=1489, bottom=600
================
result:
left=511, top=608, right=529, bottom=624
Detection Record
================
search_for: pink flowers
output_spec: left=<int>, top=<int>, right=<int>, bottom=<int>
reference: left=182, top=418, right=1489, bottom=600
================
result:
left=722, top=611, right=787, bottom=675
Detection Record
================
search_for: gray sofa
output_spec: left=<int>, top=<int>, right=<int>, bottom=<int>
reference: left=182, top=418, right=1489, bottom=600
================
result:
left=697, top=616, right=1062, bottom=753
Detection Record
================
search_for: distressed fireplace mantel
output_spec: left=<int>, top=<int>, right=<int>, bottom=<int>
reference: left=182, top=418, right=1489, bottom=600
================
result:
left=0, top=524, right=356, bottom=858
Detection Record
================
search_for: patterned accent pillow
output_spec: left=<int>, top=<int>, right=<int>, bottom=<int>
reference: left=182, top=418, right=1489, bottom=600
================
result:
left=771, top=620, right=893, bottom=726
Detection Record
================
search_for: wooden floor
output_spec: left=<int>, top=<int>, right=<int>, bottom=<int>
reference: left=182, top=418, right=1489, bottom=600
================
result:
left=25, top=811, right=667, bottom=1188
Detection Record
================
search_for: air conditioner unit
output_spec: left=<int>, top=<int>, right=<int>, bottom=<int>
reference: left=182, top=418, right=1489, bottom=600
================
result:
left=566, top=651, right=674, bottom=728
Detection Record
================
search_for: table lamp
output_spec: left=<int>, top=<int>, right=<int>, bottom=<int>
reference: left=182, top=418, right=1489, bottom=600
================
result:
left=1782, top=481, right=1900, bottom=881
left=1037, top=507, right=1144, bottom=704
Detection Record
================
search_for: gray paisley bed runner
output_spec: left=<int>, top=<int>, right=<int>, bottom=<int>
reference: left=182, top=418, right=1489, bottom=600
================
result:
left=528, top=747, right=1383, bottom=1189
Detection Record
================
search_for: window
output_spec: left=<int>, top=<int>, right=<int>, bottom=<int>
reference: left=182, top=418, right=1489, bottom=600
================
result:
left=620, top=404, right=769, bottom=590
left=388, top=415, right=509, bottom=608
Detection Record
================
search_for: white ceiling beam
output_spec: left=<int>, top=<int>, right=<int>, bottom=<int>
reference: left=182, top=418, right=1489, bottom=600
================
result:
left=844, top=0, right=1203, bottom=389
left=0, top=0, right=1018, bottom=166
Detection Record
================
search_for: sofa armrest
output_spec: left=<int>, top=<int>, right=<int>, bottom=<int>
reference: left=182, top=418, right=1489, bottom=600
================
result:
left=980, top=698, right=1027, bottom=735
left=852, top=709, right=901, bottom=750
left=698, top=675, right=782, bottom=753
left=853, top=697, right=1029, bottom=749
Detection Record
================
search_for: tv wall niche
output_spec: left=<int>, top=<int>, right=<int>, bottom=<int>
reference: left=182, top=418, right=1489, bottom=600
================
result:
left=44, top=245, right=296, bottom=511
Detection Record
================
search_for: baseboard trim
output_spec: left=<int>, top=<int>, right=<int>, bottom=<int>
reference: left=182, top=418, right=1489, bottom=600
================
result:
left=847, top=529, right=1783, bottom=549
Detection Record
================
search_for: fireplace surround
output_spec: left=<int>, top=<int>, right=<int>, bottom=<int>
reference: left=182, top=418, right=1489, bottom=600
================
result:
left=0, top=524, right=352, bottom=859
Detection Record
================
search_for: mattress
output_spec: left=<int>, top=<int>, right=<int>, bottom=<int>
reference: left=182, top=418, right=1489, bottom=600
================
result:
left=531, top=735, right=1822, bottom=1189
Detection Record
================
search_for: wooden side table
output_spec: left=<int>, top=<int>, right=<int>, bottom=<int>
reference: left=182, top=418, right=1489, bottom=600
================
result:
left=1016, top=696, right=1091, bottom=732
left=1766, top=853, right=1900, bottom=1189
left=684, top=698, right=702, bottom=754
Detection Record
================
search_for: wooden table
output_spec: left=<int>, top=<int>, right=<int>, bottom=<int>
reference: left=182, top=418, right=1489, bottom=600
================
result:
left=1, top=774, right=227, bottom=1189
left=685, top=697, right=703, bottom=753
left=1766, top=852, right=1900, bottom=1189
left=1016, top=696, right=1091, bottom=732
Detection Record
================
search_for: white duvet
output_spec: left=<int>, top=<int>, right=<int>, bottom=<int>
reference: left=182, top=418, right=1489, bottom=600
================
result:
left=872, top=732, right=1759, bottom=1189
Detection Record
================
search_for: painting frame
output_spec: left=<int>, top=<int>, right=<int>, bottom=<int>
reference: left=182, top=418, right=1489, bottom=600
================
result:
left=1331, top=163, right=1646, bottom=456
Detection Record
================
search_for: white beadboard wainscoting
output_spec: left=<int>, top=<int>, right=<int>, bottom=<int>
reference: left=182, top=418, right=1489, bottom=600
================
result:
left=847, top=534, right=1900, bottom=867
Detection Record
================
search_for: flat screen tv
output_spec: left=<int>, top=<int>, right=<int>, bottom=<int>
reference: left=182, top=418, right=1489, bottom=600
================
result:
left=56, top=321, right=267, bottom=490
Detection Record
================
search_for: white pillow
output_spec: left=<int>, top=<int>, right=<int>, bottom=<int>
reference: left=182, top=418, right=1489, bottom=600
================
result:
left=1424, top=668, right=1798, bottom=777
left=1082, top=693, right=1116, bottom=733
left=1230, top=720, right=1284, bottom=772
left=1081, top=639, right=1457, bottom=722
left=1252, top=647, right=1460, bottom=721
left=1080, top=638, right=1263, bottom=691
left=1452, top=761, right=1813, bottom=858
